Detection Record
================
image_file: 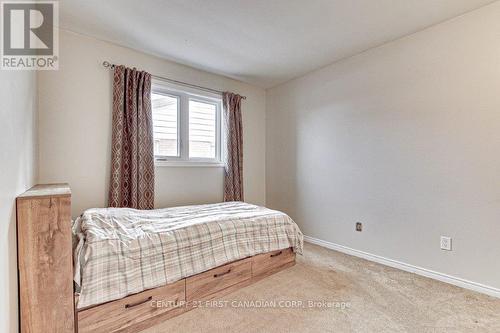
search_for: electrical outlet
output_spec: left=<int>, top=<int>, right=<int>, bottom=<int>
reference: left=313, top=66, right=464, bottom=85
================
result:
left=356, top=222, right=362, bottom=232
left=440, top=236, right=452, bottom=251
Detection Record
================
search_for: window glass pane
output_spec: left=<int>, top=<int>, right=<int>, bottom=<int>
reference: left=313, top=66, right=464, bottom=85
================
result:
left=152, top=93, right=178, bottom=157
left=189, top=100, right=216, bottom=159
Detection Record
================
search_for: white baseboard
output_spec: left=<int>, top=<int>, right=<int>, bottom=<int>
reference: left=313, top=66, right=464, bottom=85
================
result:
left=303, top=235, right=500, bottom=299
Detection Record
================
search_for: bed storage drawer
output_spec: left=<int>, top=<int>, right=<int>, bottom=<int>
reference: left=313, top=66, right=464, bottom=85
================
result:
left=186, top=258, right=252, bottom=301
left=78, top=279, right=185, bottom=333
left=252, top=248, right=295, bottom=278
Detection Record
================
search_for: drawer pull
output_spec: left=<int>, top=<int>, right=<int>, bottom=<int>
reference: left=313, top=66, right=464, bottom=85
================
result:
left=214, top=268, right=232, bottom=278
left=125, top=296, right=153, bottom=309
left=270, top=251, right=283, bottom=258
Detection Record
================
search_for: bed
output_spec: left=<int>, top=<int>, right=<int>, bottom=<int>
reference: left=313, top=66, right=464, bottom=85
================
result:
left=73, top=201, right=303, bottom=332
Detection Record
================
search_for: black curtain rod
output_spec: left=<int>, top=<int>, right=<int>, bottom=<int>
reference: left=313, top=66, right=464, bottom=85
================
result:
left=102, top=61, right=246, bottom=99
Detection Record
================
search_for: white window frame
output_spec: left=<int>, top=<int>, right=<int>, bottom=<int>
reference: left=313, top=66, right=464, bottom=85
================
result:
left=152, top=79, right=224, bottom=167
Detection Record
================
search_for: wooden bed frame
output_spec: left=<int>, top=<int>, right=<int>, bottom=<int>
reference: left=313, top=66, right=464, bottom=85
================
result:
left=17, top=184, right=296, bottom=333
left=77, top=248, right=296, bottom=333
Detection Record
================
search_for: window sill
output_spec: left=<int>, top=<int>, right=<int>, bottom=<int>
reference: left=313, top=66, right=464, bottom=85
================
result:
left=155, top=160, right=225, bottom=168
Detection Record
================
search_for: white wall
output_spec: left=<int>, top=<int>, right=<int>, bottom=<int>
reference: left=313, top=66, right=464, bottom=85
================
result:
left=267, top=2, right=500, bottom=290
left=38, top=30, right=266, bottom=217
left=0, top=71, right=38, bottom=333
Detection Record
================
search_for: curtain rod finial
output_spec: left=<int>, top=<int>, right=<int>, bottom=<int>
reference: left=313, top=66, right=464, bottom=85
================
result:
left=103, top=61, right=115, bottom=69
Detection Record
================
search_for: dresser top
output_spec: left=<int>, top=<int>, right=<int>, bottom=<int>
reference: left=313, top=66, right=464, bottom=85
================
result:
left=17, top=183, right=71, bottom=199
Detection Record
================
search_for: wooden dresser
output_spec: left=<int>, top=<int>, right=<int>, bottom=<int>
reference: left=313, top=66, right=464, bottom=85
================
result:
left=17, top=184, right=74, bottom=333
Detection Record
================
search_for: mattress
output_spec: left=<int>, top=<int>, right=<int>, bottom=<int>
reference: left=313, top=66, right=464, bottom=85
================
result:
left=73, top=201, right=303, bottom=309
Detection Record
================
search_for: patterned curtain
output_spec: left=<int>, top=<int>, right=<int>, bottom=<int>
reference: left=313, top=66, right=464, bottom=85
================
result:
left=108, top=65, right=155, bottom=209
left=222, top=92, right=244, bottom=202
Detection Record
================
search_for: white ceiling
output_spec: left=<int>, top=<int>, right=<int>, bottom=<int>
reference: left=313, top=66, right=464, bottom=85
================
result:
left=59, top=0, right=495, bottom=88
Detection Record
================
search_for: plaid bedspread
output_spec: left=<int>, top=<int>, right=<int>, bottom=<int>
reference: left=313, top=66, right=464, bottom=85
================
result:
left=73, top=202, right=303, bottom=309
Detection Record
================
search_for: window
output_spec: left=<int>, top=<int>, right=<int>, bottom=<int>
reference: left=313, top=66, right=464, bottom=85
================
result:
left=189, top=100, right=217, bottom=159
left=152, top=93, right=179, bottom=157
left=152, top=80, right=222, bottom=166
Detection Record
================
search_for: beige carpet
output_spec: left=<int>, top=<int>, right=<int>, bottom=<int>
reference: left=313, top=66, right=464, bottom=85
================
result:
left=141, top=243, right=500, bottom=333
